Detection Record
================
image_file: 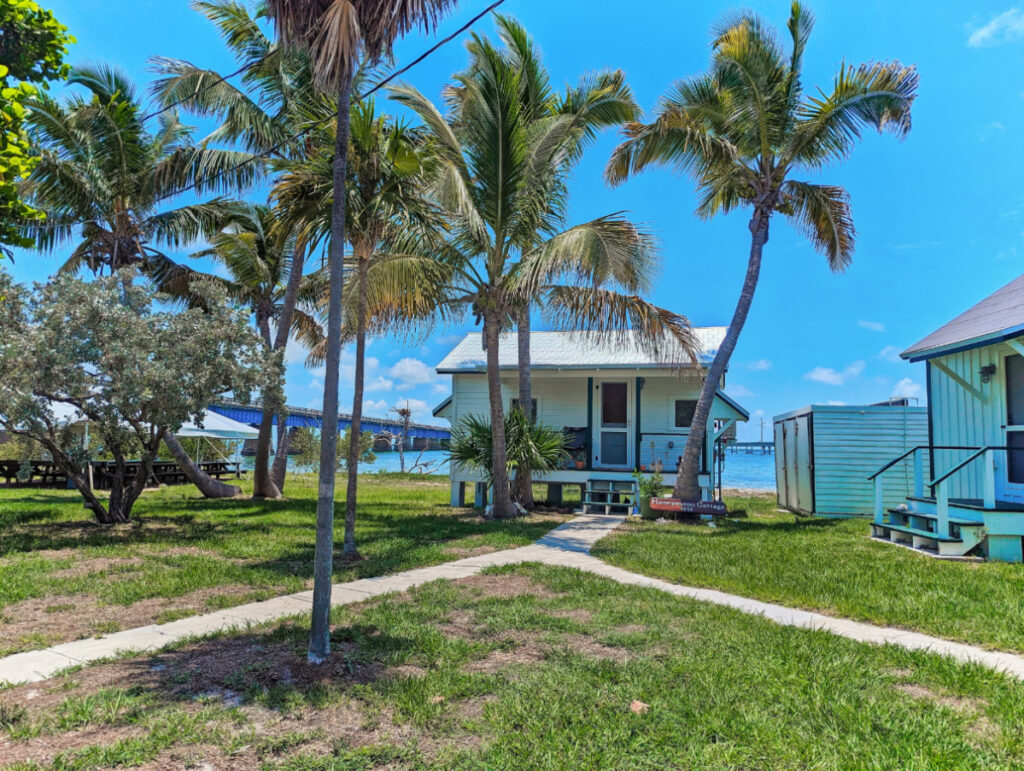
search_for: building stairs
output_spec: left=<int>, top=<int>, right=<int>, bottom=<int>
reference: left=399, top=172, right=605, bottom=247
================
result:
left=870, top=496, right=988, bottom=557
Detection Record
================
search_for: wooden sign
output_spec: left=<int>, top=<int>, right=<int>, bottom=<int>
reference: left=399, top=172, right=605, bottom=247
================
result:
left=650, top=498, right=727, bottom=515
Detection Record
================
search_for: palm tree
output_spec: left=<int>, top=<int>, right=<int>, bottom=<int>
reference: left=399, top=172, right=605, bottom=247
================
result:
left=151, top=1, right=316, bottom=161
left=152, top=0, right=325, bottom=499
left=607, top=3, right=917, bottom=502
left=274, top=96, right=438, bottom=558
left=21, top=64, right=257, bottom=274
left=153, top=203, right=323, bottom=498
left=264, top=0, right=455, bottom=663
left=392, top=16, right=700, bottom=519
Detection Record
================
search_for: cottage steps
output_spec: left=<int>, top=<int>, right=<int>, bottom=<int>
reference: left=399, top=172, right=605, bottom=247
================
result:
left=582, top=479, right=636, bottom=516
left=871, top=506, right=987, bottom=558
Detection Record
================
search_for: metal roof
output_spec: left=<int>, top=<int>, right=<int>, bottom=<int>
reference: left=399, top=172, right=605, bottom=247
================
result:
left=436, top=328, right=727, bottom=373
left=902, top=273, right=1024, bottom=362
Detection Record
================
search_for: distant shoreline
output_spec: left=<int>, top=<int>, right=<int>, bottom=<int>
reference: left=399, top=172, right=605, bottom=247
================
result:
left=723, top=487, right=775, bottom=497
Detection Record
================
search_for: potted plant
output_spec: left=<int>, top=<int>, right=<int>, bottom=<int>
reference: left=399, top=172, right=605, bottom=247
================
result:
left=574, top=459, right=585, bottom=470
left=633, top=469, right=663, bottom=520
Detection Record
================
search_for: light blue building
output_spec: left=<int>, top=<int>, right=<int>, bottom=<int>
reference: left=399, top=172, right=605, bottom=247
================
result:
left=871, top=273, right=1024, bottom=561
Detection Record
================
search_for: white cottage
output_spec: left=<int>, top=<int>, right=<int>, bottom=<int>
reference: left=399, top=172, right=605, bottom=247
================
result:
left=871, top=273, right=1024, bottom=561
left=433, top=329, right=748, bottom=513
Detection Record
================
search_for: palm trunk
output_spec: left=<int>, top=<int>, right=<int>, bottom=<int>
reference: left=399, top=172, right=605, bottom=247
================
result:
left=673, top=208, right=770, bottom=502
left=512, top=309, right=534, bottom=509
left=343, top=253, right=369, bottom=558
left=484, top=310, right=515, bottom=518
left=310, top=74, right=353, bottom=664
left=164, top=432, right=241, bottom=498
left=252, top=408, right=281, bottom=498
left=253, top=312, right=281, bottom=499
left=268, top=243, right=307, bottom=497
left=271, top=411, right=290, bottom=491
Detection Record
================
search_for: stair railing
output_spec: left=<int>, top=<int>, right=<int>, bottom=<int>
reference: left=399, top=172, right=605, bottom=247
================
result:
left=927, top=446, right=1007, bottom=536
left=867, top=446, right=990, bottom=526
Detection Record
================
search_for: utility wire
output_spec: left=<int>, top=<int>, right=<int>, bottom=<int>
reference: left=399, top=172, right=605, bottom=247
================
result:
left=31, top=0, right=508, bottom=232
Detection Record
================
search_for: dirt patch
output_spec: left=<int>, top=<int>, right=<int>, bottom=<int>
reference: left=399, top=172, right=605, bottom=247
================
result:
left=612, top=624, right=647, bottom=634
left=893, top=682, right=986, bottom=713
left=457, top=573, right=560, bottom=601
left=454, top=694, right=497, bottom=722
left=443, top=545, right=498, bottom=558
left=0, top=584, right=274, bottom=654
left=0, top=722, right=148, bottom=768
left=463, top=646, right=547, bottom=674
left=547, top=609, right=592, bottom=622
left=439, top=609, right=479, bottom=639
left=562, top=634, right=632, bottom=663
left=49, top=556, right=144, bottom=579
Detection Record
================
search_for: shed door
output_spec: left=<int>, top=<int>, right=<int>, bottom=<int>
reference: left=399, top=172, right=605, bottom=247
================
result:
left=794, top=414, right=813, bottom=513
left=774, top=421, right=787, bottom=507
left=783, top=419, right=799, bottom=510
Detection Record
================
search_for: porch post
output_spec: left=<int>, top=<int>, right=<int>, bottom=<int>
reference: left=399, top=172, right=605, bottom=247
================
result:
left=874, top=476, right=884, bottom=524
left=982, top=449, right=996, bottom=509
left=585, top=377, right=594, bottom=470
left=634, top=377, right=643, bottom=472
left=913, top=449, right=923, bottom=499
left=936, top=482, right=950, bottom=537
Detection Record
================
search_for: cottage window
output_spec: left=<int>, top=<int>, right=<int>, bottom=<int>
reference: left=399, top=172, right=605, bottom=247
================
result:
left=674, top=400, right=698, bottom=428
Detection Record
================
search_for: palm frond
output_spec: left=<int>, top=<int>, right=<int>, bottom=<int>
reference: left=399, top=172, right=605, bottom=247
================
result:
left=780, top=180, right=854, bottom=270
left=789, top=61, right=918, bottom=167
left=541, top=287, right=700, bottom=369
left=515, top=215, right=658, bottom=296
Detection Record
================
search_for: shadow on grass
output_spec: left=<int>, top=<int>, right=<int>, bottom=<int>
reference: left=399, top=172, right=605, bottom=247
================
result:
left=635, top=514, right=845, bottom=540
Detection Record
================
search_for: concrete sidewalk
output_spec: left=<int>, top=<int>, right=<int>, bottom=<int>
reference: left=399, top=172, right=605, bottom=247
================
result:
left=4, top=512, right=1024, bottom=686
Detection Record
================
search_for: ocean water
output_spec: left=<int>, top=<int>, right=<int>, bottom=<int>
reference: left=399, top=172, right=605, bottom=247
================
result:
left=243, top=449, right=777, bottom=491
left=719, top=450, right=776, bottom=492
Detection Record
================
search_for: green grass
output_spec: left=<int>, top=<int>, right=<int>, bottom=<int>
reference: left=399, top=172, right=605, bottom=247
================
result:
left=5, top=564, right=1024, bottom=769
left=593, top=494, right=1024, bottom=653
left=0, top=473, right=569, bottom=652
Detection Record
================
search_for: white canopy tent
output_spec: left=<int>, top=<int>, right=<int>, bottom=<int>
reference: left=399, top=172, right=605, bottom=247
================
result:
left=174, top=411, right=258, bottom=467
left=175, top=411, right=259, bottom=440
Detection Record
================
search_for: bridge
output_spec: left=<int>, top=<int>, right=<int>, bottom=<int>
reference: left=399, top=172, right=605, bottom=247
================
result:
left=727, top=441, right=774, bottom=455
left=209, top=400, right=451, bottom=451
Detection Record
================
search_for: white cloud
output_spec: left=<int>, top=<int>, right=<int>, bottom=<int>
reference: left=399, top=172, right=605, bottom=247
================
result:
left=747, top=359, right=772, bottom=371
left=309, top=378, right=323, bottom=391
left=879, top=345, right=903, bottom=363
left=387, top=357, right=440, bottom=391
left=826, top=400, right=847, bottom=406
left=893, top=378, right=924, bottom=400
left=367, top=376, right=394, bottom=392
left=727, top=384, right=755, bottom=398
left=804, top=360, right=866, bottom=386
left=967, top=8, right=1024, bottom=47
left=753, top=409, right=765, bottom=418
left=858, top=320, right=885, bottom=332
left=363, top=399, right=391, bottom=416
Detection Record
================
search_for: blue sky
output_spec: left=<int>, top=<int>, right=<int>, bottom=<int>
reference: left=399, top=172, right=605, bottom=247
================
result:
left=9, top=1, right=1024, bottom=439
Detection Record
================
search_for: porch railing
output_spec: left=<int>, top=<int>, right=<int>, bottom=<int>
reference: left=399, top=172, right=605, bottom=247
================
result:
left=868, top=445, right=1009, bottom=536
